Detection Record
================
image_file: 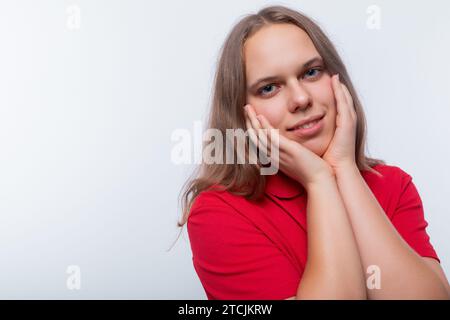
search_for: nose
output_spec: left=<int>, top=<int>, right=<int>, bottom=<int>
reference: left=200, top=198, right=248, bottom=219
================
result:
left=287, top=80, right=312, bottom=113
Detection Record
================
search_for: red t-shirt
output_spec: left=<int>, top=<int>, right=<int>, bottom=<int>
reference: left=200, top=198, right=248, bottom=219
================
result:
left=187, top=164, right=440, bottom=300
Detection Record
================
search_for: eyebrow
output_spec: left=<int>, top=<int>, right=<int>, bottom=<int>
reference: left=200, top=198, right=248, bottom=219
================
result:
left=247, top=56, right=324, bottom=92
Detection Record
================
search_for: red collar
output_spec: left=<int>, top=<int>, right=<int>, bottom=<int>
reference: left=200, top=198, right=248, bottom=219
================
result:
left=265, top=171, right=305, bottom=199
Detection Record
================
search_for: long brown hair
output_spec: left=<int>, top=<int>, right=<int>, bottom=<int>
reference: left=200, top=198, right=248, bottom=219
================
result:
left=175, top=5, right=384, bottom=239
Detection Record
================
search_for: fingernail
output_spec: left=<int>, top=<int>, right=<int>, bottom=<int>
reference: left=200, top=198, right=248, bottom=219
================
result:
left=336, top=73, right=340, bottom=81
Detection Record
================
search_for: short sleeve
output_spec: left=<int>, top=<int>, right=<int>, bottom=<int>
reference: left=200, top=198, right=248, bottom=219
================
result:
left=187, top=192, right=300, bottom=300
left=390, top=168, right=440, bottom=263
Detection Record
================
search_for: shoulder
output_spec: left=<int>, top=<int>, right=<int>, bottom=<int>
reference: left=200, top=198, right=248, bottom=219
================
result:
left=362, top=163, right=414, bottom=191
left=362, top=163, right=423, bottom=219
left=363, top=163, right=410, bottom=178
left=362, top=163, right=416, bottom=206
left=187, top=185, right=256, bottom=226
left=189, top=185, right=242, bottom=214
left=186, top=187, right=266, bottom=256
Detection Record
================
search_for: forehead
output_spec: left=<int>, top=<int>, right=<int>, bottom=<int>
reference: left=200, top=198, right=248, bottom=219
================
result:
left=243, top=24, right=319, bottom=80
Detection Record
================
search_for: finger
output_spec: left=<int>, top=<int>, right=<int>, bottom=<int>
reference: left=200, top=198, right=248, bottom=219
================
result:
left=341, top=84, right=357, bottom=120
left=244, top=105, right=259, bottom=143
left=334, top=75, right=356, bottom=124
left=245, top=117, right=259, bottom=147
left=256, top=114, right=272, bottom=147
left=332, top=74, right=346, bottom=103
left=257, top=114, right=283, bottom=153
left=246, top=104, right=262, bottom=130
left=244, top=117, right=261, bottom=163
left=257, top=114, right=296, bottom=152
left=245, top=105, right=271, bottom=157
left=257, top=117, right=299, bottom=171
left=244, top=106, right=270, bottom=162
left=341, top=83, right=353, bottom=107
left=257, top=113, right=278, bottom=148
left=256, top=115, right=281, bottom=164
left=332, top=74, right=347, bottom=115
left=256, top=114, right=274, bottom=130
left=256, top=130, right=271, bottom=160
left=339, top=83, right=349, bottom=105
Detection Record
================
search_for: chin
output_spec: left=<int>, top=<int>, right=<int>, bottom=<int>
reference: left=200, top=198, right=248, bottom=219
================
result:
left=307, top=143, right=326, bottom=157
left=282, top=127, right=332, bottom=156
left=296, top=136, right=331, bottom=157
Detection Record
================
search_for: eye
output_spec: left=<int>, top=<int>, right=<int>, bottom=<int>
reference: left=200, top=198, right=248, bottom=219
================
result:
left=257, top=84, right=277, bottom=97
left=303, top=67, right=323, bottom=79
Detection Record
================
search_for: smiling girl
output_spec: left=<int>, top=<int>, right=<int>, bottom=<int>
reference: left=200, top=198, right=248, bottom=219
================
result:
left=178, top=5, right=450, bottom=299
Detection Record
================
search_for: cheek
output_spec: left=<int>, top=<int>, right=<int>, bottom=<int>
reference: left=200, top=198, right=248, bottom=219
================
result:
left=311, top=81, right=337, bottom=120
left=311, top=77, right=335, bottom=106
left=326, top=108, right=337, bottom=136
left=251, top=101, right=285, bottom=128
left=323, top=97, right=337, bottom=134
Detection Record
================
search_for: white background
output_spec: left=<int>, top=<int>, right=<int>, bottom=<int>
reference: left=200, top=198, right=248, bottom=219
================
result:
left=0, top=0, right=448, bottom=299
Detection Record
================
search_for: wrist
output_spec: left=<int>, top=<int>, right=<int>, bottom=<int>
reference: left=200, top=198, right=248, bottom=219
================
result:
left=305, top=174, right=337, bottom=193
left=334, top=161, right=359, bottom=177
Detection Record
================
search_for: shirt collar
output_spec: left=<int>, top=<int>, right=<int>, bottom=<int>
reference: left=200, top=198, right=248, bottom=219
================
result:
left=265, top=171, right=305, bottom=199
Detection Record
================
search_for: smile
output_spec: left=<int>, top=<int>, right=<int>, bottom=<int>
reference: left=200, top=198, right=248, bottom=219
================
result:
left=288, top=115, right=325, bottom=138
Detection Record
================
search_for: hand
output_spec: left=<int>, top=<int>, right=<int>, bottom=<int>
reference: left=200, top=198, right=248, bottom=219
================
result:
left=322, top=74, right=358, bottom=173
left=244, top=104, right=334, bottom=190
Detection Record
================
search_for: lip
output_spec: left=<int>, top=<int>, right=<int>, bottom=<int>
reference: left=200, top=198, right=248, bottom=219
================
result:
left=287, top=114, right=325, bottom=131
left=288, top=114, right=325, bottom=138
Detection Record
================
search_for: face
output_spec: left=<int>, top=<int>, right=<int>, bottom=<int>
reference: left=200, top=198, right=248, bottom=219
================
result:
left=244, top=23, right=337, bottom=157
